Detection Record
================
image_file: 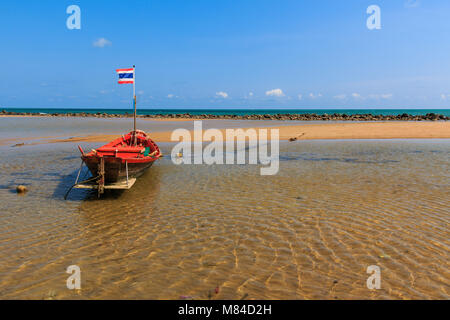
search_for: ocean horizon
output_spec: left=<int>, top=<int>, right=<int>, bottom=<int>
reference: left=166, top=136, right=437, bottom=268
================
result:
left=3, top=107, right=450, bottom=117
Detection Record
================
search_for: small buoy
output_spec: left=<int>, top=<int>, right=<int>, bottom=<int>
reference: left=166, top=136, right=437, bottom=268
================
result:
left=16, top=185, right=28, bottom=194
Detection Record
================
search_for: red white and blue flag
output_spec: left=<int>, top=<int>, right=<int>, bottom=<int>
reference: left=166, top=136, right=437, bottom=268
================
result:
left=116, top=68, right=134, bottom=84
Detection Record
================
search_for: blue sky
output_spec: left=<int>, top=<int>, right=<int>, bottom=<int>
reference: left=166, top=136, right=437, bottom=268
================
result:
left=1, top=0, right=449, bottom=109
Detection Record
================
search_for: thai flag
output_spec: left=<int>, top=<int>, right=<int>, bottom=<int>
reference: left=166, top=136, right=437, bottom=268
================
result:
left=116, top=68, right=134, bottom=84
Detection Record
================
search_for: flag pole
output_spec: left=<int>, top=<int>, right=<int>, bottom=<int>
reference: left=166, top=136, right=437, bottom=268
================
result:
left=133, top=65, right=136, bottom=145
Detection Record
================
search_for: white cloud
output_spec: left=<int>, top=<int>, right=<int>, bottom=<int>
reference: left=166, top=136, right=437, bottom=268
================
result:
left=405, top=0, right=420, bottom=8
left=266, top=88, right=285, bottom=97
left=297, top=94, right=302, bottom=100
left=216, top=91, right=229, bottom=98
left=137, top=90, right=144, bottom=95
left=167, top=94, right=175, bottom=98
left=309, top=93, right=322, bottom=99
left=244, top=92, right=254, bottom=99
left=352, top=93, right=362, bottom=99
left=334, top=94, right=347, bottom=100
left=93, top=38, right=112, bottom=48
left=441, top=94, right=450, bottom=100
left=381, top=93, right=393, bottom=99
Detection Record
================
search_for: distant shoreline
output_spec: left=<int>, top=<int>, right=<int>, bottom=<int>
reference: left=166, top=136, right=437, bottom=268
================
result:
left=1, top=110, right=449, bottom=121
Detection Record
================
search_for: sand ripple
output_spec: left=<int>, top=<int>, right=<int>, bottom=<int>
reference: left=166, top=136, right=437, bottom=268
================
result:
left=0, top=140, right=448, bottom=299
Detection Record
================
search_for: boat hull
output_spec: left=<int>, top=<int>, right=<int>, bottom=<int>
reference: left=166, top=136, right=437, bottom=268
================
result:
left=77, top=130, right=161, bottom=194
left=83, top=156, right=156, bottom=183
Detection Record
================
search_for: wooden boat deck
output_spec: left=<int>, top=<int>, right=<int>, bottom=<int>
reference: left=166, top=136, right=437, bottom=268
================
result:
left=74, top=178, right=136, bottom=190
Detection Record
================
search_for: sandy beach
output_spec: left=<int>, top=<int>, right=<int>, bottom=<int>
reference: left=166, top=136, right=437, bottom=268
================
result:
left=1, top=120, right=449, bottom=146
left=43, top=121, right=450, bottom=144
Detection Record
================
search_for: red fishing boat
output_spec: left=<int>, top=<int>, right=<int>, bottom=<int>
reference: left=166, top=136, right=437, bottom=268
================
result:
left=65, top=65, right=162, bottom=198
left=75, top=130, right=161, bottom=194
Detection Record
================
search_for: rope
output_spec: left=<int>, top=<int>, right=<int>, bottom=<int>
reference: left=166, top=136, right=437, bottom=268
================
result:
left=64, top=175, right=100, bottom=200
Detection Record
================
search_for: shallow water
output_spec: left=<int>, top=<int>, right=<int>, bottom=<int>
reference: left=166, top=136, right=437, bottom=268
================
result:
left=0, top=134, right=449, bottom=299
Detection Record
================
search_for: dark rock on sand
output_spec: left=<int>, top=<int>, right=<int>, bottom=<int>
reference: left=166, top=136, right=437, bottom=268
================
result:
left=16, top=185, right=28, bottom=193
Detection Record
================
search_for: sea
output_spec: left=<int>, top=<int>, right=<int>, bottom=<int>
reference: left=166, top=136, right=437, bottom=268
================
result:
left=2, top=107, right=450, bottom=117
